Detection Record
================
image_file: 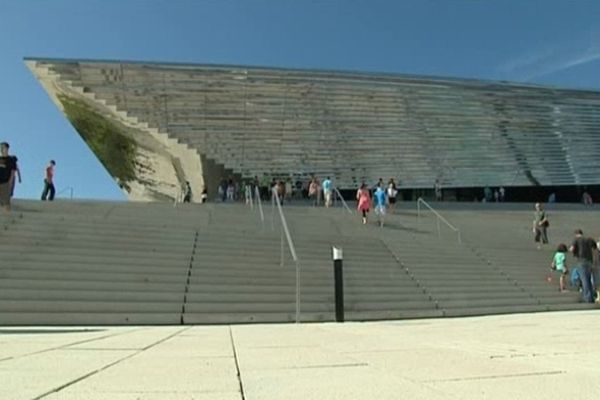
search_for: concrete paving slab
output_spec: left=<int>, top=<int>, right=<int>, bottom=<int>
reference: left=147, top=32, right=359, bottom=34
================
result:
left=0, top=310, right=598, bottom=399
left=0, top=327, right=132, bottom=360
left=0, top=350, right=134, bottom=400
left=67, top=327, right=183, bottom=350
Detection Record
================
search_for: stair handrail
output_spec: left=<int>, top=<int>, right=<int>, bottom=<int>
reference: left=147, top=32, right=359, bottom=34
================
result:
left=271, top=187, right=301, bottom=323
left=417, top=197, right=462, bottom=244
left=254, top=186, right=265, bottom=227
left=56, top=186, right=74, bottom=200
left=334, top=187, right=353, bottom=215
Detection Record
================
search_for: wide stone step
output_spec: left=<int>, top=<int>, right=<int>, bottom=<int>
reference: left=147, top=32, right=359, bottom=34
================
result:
left=183, top=312, right=333, bottom=324
left=185, top=301, right=333, bottom=313
left=186, top=292, right=333, bottom=303
left=1, top=263, right=189, bottom=276
left=440, top=297, right=540, bottom=309
left=0, top=278, right=185, bottom=293
left=0, top=312, right=181, bottom=325
left=345, top=300, right=436, bottom=311
left=0, top=300, right=181, bottom=313
left=345, top=309, right=445, bottom=321
left=0, top=269, right=186, bottom=284
left=442, top=304, right=548, bottom=317
left=0, top=288, right=184, bottom=302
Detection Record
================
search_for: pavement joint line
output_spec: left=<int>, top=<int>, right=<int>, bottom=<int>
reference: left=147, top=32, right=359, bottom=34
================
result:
left=422, top=370, right=566, bottom=383
left=341, top=348, right=417, bottom=354
left=277, top=362, right=370, bottom=370
left=58, top=348, right=143, bottom=351
left=228, top=326, right=246, bottom=400
left=31, top=327, right=190, bottom=400
left=0, top=327, right=146, bottom=364
left=247, top=344, right=320, bottom=349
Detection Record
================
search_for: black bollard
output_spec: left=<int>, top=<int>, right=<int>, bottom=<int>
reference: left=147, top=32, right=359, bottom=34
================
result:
left=333, top=246, right=344, bottom=322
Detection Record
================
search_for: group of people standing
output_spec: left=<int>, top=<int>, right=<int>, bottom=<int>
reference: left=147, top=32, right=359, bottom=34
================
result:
left=0, top=141, right=56, bottom=212
left=534, top=202, right=600, bottom=303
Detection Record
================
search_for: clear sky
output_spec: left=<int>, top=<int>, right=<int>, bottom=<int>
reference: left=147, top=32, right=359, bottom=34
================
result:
left=1, top=0, right=600, bottom=201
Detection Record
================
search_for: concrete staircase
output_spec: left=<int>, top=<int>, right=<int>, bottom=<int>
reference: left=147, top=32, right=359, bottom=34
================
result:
left=0, top=200, right=596, bottom=325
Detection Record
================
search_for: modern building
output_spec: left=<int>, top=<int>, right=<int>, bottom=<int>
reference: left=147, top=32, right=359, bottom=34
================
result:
left=26, top=58, right=600, bottom=202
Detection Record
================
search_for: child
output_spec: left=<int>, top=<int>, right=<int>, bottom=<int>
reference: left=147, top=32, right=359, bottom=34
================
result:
left=551, top=243, right=569, bottom=292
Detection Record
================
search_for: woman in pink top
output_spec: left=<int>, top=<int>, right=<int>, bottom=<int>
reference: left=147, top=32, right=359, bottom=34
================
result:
left=356, top=183, right=371, bottom=224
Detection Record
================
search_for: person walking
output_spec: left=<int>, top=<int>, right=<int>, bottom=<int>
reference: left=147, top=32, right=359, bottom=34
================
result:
left=569, top=229, right=598, bottom=303
left=550, top=243, right=569, bottom=292
left=532, top=202, right=549, bottom=249
left=308, top=178, right=318, bottom=206
left=373, top=183, right=387, bottom=227
left=9, top=154, right=21, bottom=198
left=356, top=183, right=371, bottom=225
left=0, top=142, right=17, bottom=212
left=182, top=181, right=192, bottom=203
left=434, top=179, right=442, bottom=201
left=387, top=178, right=398, bottom=213
left=41, top=160, right=56, bottom=201
left=322, top=176, right=333, bottom=208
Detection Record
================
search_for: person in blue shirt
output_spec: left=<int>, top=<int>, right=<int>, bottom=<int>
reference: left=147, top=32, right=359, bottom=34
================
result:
left=373, top=183, right=387, bottom=227
left=322, top=177, right=332, bottom=208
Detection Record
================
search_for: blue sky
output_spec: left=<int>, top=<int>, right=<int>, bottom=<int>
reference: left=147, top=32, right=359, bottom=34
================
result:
left=1, top=0, right=600, bottom=201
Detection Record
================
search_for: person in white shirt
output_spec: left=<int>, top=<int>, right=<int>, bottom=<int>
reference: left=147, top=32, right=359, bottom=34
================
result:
left=387, top=178, right=398, bottom=213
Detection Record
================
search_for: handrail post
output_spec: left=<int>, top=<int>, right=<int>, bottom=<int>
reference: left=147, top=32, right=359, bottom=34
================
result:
left=280, top=226, right=285, bottom=267
left=295, top=260, right=300, bottom=323
left=271, top=190, right=275, bottom=231
left=249, top=185, right=254, bottom=211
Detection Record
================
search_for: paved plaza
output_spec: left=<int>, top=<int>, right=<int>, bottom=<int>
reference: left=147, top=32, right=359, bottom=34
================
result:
left=1, top=310, right=599, bottom=400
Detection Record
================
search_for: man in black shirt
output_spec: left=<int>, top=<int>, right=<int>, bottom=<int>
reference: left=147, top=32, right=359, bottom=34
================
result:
left=0, top=142, right=17, bottom=212
left=570, top=229, right=597, bottom=303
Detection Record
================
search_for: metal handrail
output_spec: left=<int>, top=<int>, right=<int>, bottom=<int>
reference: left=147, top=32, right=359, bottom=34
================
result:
left=254, top=186, right=265, bottom=226
left=417, top=197, right=462, bottom=244
left=271, top=187, right=301, bottom=323
left=334, top=187, right=353, bottom=215
left=56, top=186, right=74, bottom=200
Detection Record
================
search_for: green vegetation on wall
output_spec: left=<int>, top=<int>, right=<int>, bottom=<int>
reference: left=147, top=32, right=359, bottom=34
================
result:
left=58, top=94, right=136, bottom=191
